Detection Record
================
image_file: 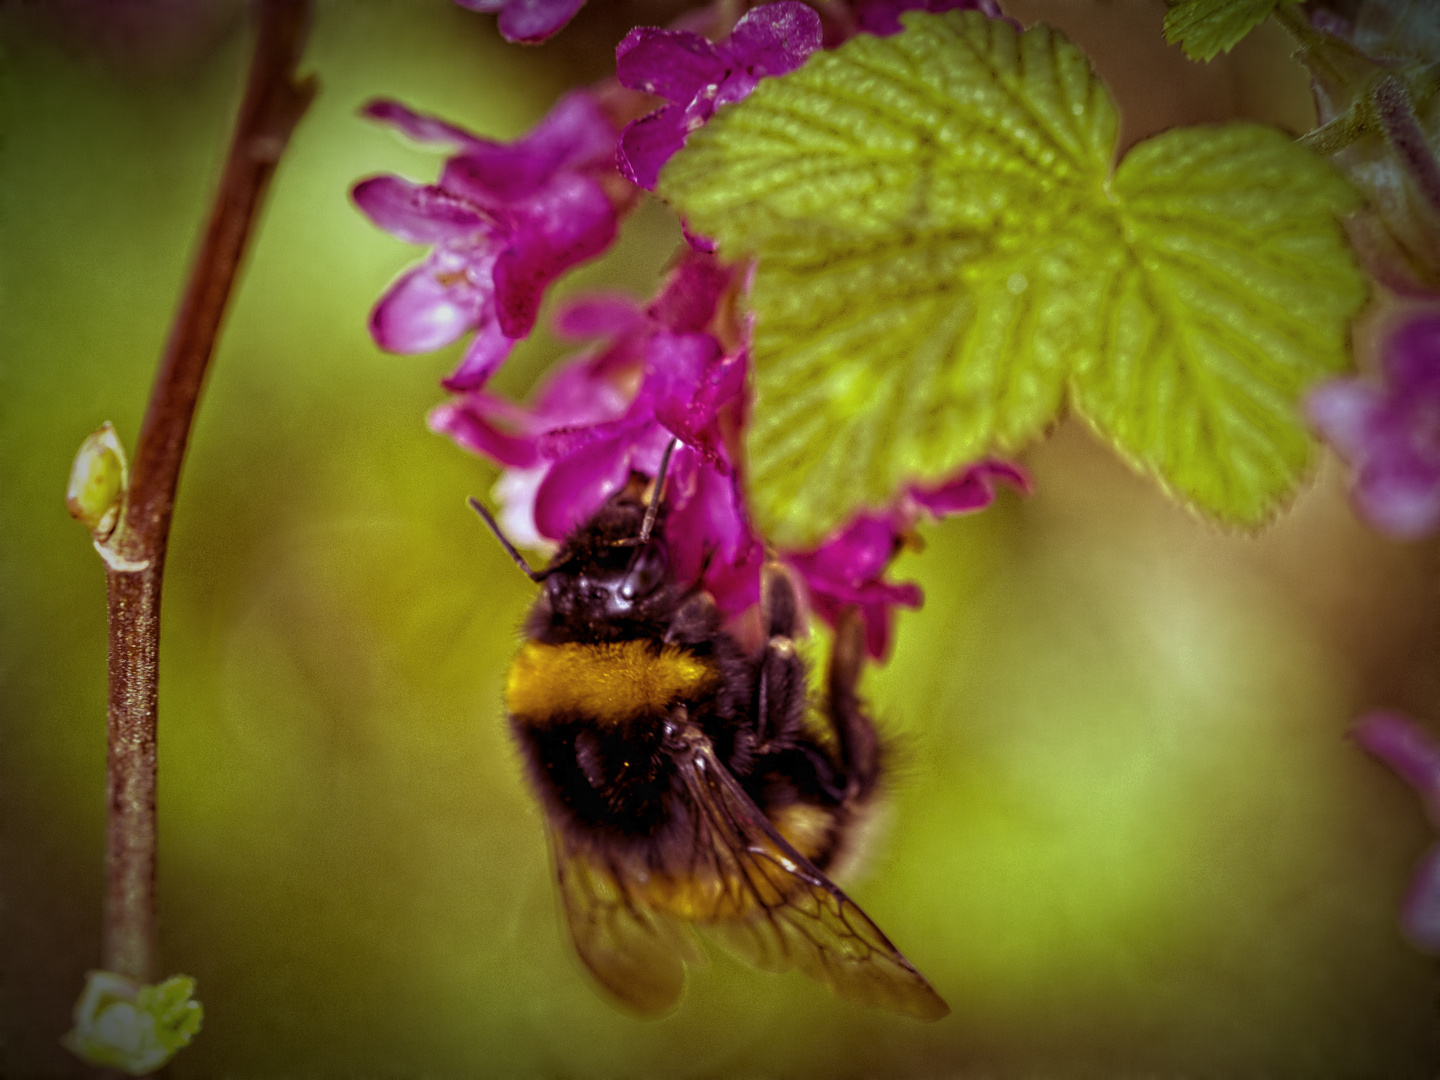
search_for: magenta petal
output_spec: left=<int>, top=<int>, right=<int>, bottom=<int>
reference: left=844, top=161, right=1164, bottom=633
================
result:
left=494, top=0, right=587, bottom=42
left=553, top=294, right=645, bottom=340
left=703, top=539, right=764, bottom=616
left=352, top=175, right=488, bottom=244
left=681, top=218, right=718, bottom=254
left=646, top=330, right=720, bottom=396
left=652, top=340, right=742, bottom=468
left=532, top=357, right=633, bottom=426
left=370, top=257, right=485, bottom=353
left=682, top=461, right=750, bottom=561
left=535, top=414, right=639, bottom=460
left=727, top=1, right=822, bottom=77
left=911, top=459, right=1030, bottom=516
left=1307, top=379, right=1385, bottom=461
left=534, top=437, right=633, bottom=539
left=715, top=71, right=760, bottom=108
left=616, top=26, right=727, bottom=102
left=618, top=105, right=693, bottom=190
left=859, top=582, right=923, bottom=658
left=442, top=318, right=516, bottom=392
left=428, top=398, right=540, bottom=467
left=1402, top=845, right=1440, bottom=953
left=812, top=515, right=899, bottom=583
left=492, top=174, right=617, bottom=338
left=441, top=92, right=615, bottom=203
left=648, top=251, right=731, bottom=332
left=361, top=99, right=485, bottom=151
left=667, top=456, right=752, bottom=579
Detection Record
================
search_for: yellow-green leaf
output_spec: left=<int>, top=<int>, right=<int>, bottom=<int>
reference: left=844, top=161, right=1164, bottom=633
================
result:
left=664, top=13, right=1121, bottom=543
left=661, top=11, right=1365, bottom=544
left=1163, top=0, right=1290, bottom=62
left=1076, top=124, right=1365, bottom=524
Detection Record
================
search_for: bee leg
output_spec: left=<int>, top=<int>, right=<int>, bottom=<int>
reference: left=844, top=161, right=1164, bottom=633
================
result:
left=754, top=564, right=808, bottom=750
left=762, top=560, right=801, bottom=639
left=825, top=606, right=882, bottom=800
left=663, top=589, right=720, bottom=646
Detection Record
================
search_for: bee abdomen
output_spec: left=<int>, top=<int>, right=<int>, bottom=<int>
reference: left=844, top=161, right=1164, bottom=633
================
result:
left=506, top=638, right=720, bottom=841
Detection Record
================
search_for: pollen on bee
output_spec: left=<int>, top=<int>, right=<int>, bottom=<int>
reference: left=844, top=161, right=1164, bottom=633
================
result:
left=506, top=640, right=718, bottom=726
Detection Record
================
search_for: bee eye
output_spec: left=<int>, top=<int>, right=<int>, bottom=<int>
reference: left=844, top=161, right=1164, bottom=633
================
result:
left=619, top=545, right=667, bottom=601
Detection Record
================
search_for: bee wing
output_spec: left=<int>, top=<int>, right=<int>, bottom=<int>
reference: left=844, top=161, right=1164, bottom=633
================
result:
left=547, top=825, right=703, bottom=1018
left=673, top=726, right=951, bottom=1021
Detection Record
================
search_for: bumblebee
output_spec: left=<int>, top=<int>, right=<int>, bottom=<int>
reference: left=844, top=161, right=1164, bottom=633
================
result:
left=472, top=450, right=948, bottom=1020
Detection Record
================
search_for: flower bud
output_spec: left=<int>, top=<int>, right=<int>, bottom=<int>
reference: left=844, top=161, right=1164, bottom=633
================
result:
left=62, top=971, right=203, bottom=1076
left=66, top=422, right=128, bottom=540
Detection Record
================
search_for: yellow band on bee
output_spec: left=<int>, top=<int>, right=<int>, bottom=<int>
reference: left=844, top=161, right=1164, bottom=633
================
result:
left=506, top=640, right=717, bottom=726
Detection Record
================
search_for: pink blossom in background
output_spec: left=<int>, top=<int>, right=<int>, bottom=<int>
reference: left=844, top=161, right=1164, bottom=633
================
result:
left=453, top=0, right=587, bottom=43
left=852, top=0, right=1016, bottom=35
left=615, top=1, right=822, bottom=190
left=785, top=462, right=1030, bottom=658
left=1308, top=312, right=1440, bottom=538
left=352, top=91, right=623, bottom=392
left=1354, top=712, right=1440, bottom=951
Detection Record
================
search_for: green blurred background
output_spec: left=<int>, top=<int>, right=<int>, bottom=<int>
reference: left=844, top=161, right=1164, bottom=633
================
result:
left=3, top=0, right=1439, bottom=1075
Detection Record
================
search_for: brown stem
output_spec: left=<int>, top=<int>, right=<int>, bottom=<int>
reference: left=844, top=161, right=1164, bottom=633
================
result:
left=99, top=0, right=315, bottom=984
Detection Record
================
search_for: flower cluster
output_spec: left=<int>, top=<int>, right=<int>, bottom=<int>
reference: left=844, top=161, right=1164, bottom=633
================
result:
left=431, top=251, right=762, bottom=613
left=1308, top=311, right=1440, bottom=539
left=616, top=2, right=822, bottom=190
left=432, top=243, right=1026, bottom=646
left=353, top=92, right=625, bottom=392
left=356, top=1, right=1029, bottom=652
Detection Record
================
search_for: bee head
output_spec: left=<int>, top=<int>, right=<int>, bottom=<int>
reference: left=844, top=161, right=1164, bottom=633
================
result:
left=471, top=440, right=685, bottom=642
left=543, top=529, right=672, bottom=624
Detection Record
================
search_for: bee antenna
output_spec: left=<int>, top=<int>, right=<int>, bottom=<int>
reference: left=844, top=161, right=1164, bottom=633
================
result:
left=638, top=438, right=679, bottom=545
left=467, top=496, right=546, bottom=582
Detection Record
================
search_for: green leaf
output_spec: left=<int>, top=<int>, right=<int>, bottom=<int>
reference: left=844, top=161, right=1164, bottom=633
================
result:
left=1163, top=0, right=1289, bottom=62
left=64, top=972, right=203, bottom=1076
left=660, top=11, right=1364, bottom=545
left=1076, top=124, right=1366, bottom=523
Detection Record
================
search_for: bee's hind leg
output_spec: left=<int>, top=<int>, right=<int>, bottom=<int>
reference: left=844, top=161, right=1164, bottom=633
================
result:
left=825, top=606, right=882, bottom=802
left=752, top=562, right=808, bottom=750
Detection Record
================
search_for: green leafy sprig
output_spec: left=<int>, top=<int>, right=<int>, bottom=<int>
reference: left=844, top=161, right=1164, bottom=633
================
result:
left=1163, top=0, right=1296, bottom=62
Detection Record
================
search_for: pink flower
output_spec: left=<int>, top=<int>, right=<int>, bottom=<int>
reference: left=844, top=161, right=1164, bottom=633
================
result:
left=784, top=462, right=1029, bottom=658
left=353, top=91, right=623, bottom=392
left=431, top=252, right=764, bottom=613
left=1308, top=312, right=1440, bottom=538
left=1354, top=712, right=1440, bottom=951
left=852, top=0, right=1015, bottom=36
left=452, top=0, right=586, bottom=43
left=615, top=1, right=822, bottom=190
